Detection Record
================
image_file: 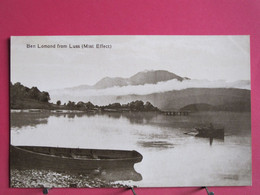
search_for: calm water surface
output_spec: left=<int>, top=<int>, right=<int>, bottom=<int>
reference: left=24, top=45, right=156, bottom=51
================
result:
left=11, top=111, right=251, bottom=187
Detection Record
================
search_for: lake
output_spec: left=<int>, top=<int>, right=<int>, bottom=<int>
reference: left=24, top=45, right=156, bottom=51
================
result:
left=10, top=111, right=251, bottom=187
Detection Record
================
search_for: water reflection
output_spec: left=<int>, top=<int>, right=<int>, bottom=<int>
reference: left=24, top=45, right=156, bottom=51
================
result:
left=11, top=110, right=249, bottom=136
left=102, top=111, right=158, bottom=124
left=138, top=141, right=174, bottom=149
left=11, top=112, right=49, bottom=128
left=10, top=111, right=96, bottom=128
left=10, top=111, right=251, bottom=187
left=96, top=167, right=142, bottom=182
left=195, top=127, right=225, bottom=146
left=208, top=136, right=224, bottom=146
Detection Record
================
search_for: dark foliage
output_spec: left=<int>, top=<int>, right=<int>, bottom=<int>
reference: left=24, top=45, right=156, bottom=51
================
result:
left=10, top=82, right=50, bottom=108
left=100, top=100, right=159, bottom=111
left=10, top=82, right=159, bottom=112
left=63, top=100, right=159, bottom=112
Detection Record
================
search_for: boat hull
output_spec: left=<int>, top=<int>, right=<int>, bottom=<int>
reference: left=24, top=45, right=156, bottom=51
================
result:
left=195, top=128, right=224, bottom=140
left=10, top=145, right=143, bottom=173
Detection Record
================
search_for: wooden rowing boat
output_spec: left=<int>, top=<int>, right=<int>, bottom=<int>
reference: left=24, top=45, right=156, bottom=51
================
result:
left=10, top=145, right=143, bottom=172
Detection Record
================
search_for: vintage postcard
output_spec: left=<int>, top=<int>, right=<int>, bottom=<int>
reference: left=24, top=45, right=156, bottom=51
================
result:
left=10, top=36, right=251, bottom=188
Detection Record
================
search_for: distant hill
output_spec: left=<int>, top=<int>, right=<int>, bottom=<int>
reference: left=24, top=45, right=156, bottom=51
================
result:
left=94, top=77, right=128, bottom=89
left=65, top=70, right=188, bottom=90
left=50, top=70, right=250, bottom=112
left=84, top=88, right=250, bottom=112
left=51, top=88, right=250, bottom=112
left=128, top=70, right=185, bottom=85
left=115, top=88, right=251, bottom=111
left=180, top=103, right=216, bottom=112
left=179, top=101, right=251, bottom=112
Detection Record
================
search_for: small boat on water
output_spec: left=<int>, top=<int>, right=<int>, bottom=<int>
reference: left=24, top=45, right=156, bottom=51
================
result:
left=10, top=145, right=143, bottom=172
left=195, top=126, right=224, bottom=140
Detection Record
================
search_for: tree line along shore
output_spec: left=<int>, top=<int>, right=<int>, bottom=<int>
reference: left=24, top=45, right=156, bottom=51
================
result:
left=10, top=82, right=159, bottom=112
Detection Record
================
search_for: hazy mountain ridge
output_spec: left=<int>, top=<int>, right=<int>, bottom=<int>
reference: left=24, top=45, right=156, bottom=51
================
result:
left=113, top=88, right=251, bottom=111
left=94, top=77, right=129, bottom=89
left=128, top=70, right=185, bottom=85
left=50, top=70, right=250, bottom=112
left=64, top=70, right=187, bottom=90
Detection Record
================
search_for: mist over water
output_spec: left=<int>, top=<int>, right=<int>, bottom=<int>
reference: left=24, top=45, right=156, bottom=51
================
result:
left=50, top=79, right=250, bottom=103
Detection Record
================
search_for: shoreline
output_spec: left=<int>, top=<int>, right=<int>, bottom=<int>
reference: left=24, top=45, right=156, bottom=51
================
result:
left=10, top=169, right=133, bottom=188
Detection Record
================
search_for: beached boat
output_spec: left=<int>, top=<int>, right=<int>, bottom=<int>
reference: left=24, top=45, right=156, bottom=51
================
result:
left=10, top=145, right=143, bottom=172
left=195, top=127, right=224, bottom=139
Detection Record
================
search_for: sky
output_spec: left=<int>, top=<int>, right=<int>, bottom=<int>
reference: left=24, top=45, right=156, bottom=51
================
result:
left=11, top=36, right=250, bottom=91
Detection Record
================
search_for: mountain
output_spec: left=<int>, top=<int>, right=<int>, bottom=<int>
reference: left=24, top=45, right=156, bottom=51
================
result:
left=179, top=101, right=251, bottom=112
left=180, top=103, right=216, bottom=112
left=94, top=77, right=128, bottom=89
left=50, top=70, right=250, bottom=112
left=65, top=70, right=187, bottom=90
left=110, top=88, right=251, bottom=111
left=128, top=70, right=185, bottom=85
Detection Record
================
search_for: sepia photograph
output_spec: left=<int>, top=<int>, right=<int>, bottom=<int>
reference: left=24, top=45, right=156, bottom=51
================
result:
left=10, top=36, right=251, bottom=188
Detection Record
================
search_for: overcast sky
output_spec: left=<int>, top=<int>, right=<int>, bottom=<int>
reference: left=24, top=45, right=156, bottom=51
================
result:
left=11, top=36, right=250, bottom=91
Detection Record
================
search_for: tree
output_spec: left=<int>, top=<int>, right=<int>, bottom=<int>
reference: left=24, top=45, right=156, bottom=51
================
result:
left=107, top=103, right=121, bottom=109
left=39, top=91, right=50, bottom=102
left=144, top=101, right=156, bottom=111
left=76, top=101, right=85, bottom=110
left=28, top=87, right=40, bottom=100
left=85, top=101, right=94, bottom=109
left=135, top=100, right=144, bottom=111
left=56, top=100, right=61, bottom=106
left=67, top=101, right=76, bottom=109
left=129, top=100, right=144, bottom=111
